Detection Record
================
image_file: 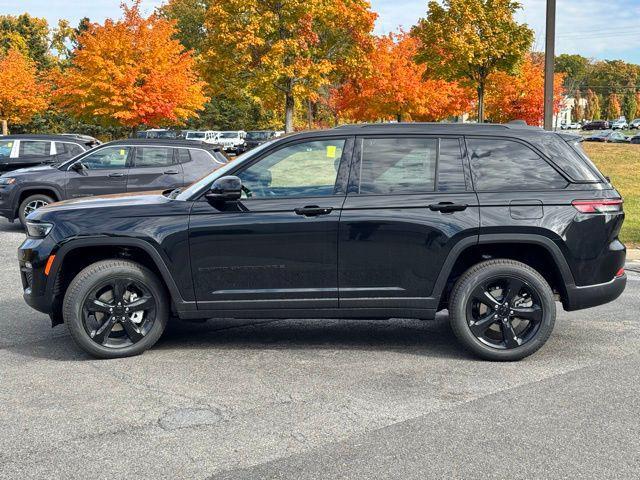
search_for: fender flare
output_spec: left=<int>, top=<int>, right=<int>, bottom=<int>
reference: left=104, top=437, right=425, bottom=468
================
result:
left=45, top=236, right=196, bottom=312
left=430, top=233, right=576, bottom=301
left=13, top=185, right=65, bottom=215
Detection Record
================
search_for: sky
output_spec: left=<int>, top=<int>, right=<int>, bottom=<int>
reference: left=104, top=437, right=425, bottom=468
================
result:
left=1, top=0, right=639, bottom=63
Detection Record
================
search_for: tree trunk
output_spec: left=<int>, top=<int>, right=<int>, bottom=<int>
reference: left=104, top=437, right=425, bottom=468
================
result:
left=396, top=112, right=403, bottom=122
left=1, top=119, right=7, bottom=136
left=307, top=98, right=313, bottom=130
left=285, top=91, right=295, bottom=133
left=477, top=83, right=485, bottom=123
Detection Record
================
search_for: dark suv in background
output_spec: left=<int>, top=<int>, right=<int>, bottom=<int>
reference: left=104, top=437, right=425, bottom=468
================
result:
left=0, top=139, right=227, bottom=225
left=0, top=134, right=98, bottom=173
left=18, top=123, right=626, bottom=360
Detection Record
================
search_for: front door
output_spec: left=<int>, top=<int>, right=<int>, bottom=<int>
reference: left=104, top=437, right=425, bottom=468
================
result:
left=338, top=136, right=480, bottom=311
left=189, top=137, right=353, bottom=311
left=66, top=145, right=131, bottom=198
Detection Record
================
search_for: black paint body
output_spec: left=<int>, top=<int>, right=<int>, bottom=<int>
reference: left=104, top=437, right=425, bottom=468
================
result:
left=18, top=124, right=626, bottom=324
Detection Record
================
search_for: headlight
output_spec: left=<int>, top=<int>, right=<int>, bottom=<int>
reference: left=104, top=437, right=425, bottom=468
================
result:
left=0, top=177, right=16, bottom=185
left=26, top=221, right=53, bottom=238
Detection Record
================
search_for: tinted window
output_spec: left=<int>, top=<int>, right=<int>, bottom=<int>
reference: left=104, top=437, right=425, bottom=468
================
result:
left=531, top=135, right=601, bottom=182
left=359, top=138, right=436, bottom=194
left=238, top=139, right=345, bottom=198
left=0, top=140, right=13, bottom=158
left=81, top=146, right=130, bottom=170
left=190, top=149, right=220, bottom=165
left=19, top=141, right=50, bottom=157
left=55, top=142, right=85, bottom=160
left=438, top=138, right=467, bottom=191
left=468, top=138, right=567, bottom=191
left=176, top=148, right=191, bottom=164
left=134, top=147, right=174, bottom=167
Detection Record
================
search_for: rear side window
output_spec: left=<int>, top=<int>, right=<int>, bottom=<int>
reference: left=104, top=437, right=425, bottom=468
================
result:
left=359, top=138, right=437, bottom=194
left=190, top=149, right=218, bottom=164
left=532, top=135, right=602, bottom=182
left=438, top=138, right=467, bottom=191
left=0, top=140, right=13, bottom=158
left=55, top=142, right=85, bottom=160
left=467, top=138, right=567, bottom=191
left=176, top=148, right=191, bottom=164
left=19, top=141, right=50, bottom=157
left=134, top=147, right=174, bottom=167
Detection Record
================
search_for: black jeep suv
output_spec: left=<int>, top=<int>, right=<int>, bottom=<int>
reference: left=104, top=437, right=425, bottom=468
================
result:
left=1, top=139, right=228, bottom=225
left=18, top=123, right=626, bottom=360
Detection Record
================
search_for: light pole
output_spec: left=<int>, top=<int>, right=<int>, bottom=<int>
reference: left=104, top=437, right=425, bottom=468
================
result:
left=543, top=0, right=556, bottom=130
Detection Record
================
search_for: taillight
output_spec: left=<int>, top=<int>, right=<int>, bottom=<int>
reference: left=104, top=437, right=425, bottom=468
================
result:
left=616, top=268, right=625, bottom=277
left=572, top=199, right=623, bottom=214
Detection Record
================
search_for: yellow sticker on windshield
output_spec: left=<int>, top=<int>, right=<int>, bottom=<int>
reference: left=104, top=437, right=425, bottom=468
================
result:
left=326, top=145, right=337, bottom=158
left=7, top=142, right=12, bottom=147
left=120, top=149, right=125, bottom=155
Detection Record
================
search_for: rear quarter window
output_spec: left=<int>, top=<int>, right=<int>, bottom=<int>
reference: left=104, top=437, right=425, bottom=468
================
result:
left=531, top=134, right=603, bottom=182
left=467, top=138, right=568, bottom=191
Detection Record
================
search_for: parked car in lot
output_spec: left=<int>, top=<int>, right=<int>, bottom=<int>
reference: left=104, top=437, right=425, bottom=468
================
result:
left=0, top=134, right=98, bottom=173
left=18, top=123, right=626, bottom=360
left=560, top=122, right=581, bottom=130
left=630, top=135, right=640, bottom=144
left=245, top=130, right=285, bottom=150
left=217, top=131, right=247, bottom=154
left=611, top=119, right=629, bottom=130
left=135, top=129, right=183, bottom=139
left=629, top=118, right=640, bottom=129
left=583, top=130, right=629, bottom=143
left=185, top=130, right=221, bottom=144
left=0, top=139, right=227, bottom=225
left=582, top=120, right=611, bottom=130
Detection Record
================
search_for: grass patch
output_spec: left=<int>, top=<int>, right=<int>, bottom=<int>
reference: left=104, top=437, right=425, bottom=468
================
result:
left=583, top=142, right=640, bottom=247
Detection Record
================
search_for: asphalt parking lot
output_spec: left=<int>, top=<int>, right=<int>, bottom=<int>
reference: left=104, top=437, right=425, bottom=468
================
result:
left=1, top=219, right=639, bottom=479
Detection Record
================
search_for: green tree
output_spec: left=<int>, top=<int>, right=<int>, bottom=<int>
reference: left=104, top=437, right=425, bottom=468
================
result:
left=555, top=54, right=590, bottom=91
left=0, top=14, right=51, bottom=68
left=585, top=89, right=600, bottom=121
left=622, top=90, right=637, bottom=121
left=159, top=0, right=210, bottom=54
left=411, top=0, right=533, bottom=122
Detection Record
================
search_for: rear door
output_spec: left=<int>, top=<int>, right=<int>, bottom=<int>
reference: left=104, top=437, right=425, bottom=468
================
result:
left=66, top=145, right=131, bottom=198
left=338, top=135, right=479, bottom=311
left=127, top=146, right=184, bottom=192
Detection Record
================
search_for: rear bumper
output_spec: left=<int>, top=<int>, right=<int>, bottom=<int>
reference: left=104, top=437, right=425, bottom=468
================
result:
left=563, top=273, right=627, bottom=311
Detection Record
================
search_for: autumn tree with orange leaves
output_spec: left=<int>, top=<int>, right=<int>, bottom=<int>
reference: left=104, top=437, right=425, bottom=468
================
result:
left=484, top=54, right=564, bottom=126
left=202, top=0, right=376, bottom=132
left=0, top=48, right=48, bottom=135
left=55, top=1, right=207, bottom=129
left=330, top=33, right=470, bottom=123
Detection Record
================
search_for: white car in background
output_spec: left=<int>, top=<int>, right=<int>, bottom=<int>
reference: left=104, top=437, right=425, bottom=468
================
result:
left=611, top=119, right=629, bottom=130
left=218, top=131, right=247, bottom=155
left=185, top=130, right=221, bottom=144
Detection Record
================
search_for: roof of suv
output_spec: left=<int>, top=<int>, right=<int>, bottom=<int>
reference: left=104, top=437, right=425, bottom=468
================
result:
left=331, top=122, right=544, bottom=136
left=0, top=134, right=93, bottom=144
left=105, top=139, right=224, bottom=150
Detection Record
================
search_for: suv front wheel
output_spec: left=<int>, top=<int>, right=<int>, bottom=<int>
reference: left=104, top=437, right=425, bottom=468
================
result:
left=449, top=259, right=556, bottom=361
left=62, top=259, right=169, bottom=358
left=18, top=193, right=54, bottom=226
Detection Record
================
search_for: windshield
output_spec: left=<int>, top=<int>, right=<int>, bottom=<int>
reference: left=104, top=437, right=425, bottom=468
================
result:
left=175, top=138, right=279, bottom=201
left=220, top=132, right=239, bottom=138
left=186, top=132, right=206, bottom=139
left=247, top=131, right=271, bottom=140
left=0, top=140, right=13, bottom=158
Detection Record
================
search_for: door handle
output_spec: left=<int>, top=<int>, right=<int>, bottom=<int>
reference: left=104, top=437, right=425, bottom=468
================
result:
left=428, top=202, right=468, bottom=213
left=163, top=170, right=179, bottom=175
left=108, top=172, right=125, bottom=177
left=294, top=205, right=333, bottom=217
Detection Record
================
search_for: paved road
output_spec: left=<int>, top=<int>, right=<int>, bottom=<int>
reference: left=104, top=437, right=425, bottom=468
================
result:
left=1, top=219, right=639, bottom=479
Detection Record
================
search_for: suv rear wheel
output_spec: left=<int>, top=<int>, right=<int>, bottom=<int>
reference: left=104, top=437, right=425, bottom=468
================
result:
left=449, top=259, right=556, bottom=361
left=18, top=193, right=54, bottom=226
left=62, top=259, right=169, bottom=358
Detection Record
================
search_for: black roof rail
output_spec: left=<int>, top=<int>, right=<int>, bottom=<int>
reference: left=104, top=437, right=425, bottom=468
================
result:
left=333, top=122, right=541, bottom=130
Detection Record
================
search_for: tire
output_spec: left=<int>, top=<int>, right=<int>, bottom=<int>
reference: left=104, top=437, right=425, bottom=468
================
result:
left=62, top=259, right=169, bottom=359
left=449, top=259, right=556, bottom=361
left=18, top=193, right=54, bottom=226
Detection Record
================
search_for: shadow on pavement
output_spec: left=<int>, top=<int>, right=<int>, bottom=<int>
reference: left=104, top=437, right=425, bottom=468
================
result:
left=5, top=313, right=469, bottom=362
left=0, top=219, right=23, bottom=233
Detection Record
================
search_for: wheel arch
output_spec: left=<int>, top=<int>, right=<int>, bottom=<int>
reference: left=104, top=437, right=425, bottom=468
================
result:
left=433, top=234, right=575, bottom=309
left=46, top=237, right=195, bottom=324
left=15, top=186, right=64, bottom=217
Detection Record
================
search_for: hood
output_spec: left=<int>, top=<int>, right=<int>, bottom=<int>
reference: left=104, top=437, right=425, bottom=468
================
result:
left=1, top=165, right=57, bottom=176
left=44, top=190, right=168, bottom=211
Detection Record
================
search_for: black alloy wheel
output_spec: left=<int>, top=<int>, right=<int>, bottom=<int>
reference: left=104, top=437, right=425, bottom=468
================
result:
left=82, top=278, right=157, bottom=348
left=466, top=276, right=543, bottom=350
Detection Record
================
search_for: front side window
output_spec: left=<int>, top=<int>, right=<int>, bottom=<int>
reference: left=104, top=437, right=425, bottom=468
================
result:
left=0, top=140, right=13, bottom=158
left=134, top=147, right=174, bottom=167
left=238, top=139, right=345, bottom=198
left=80, top=146, right=130, bottom=170
left=358, top=137, right=437, bottom=194
left=19, top=141, right=50, bottom=157
left=468, top=138, right=567, bottom=191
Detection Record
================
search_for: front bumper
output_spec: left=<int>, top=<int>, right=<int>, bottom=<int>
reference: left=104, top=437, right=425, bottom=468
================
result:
left=563, top=273, right=627, bottom=311
left=18, top=236, right=57, bottom=316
